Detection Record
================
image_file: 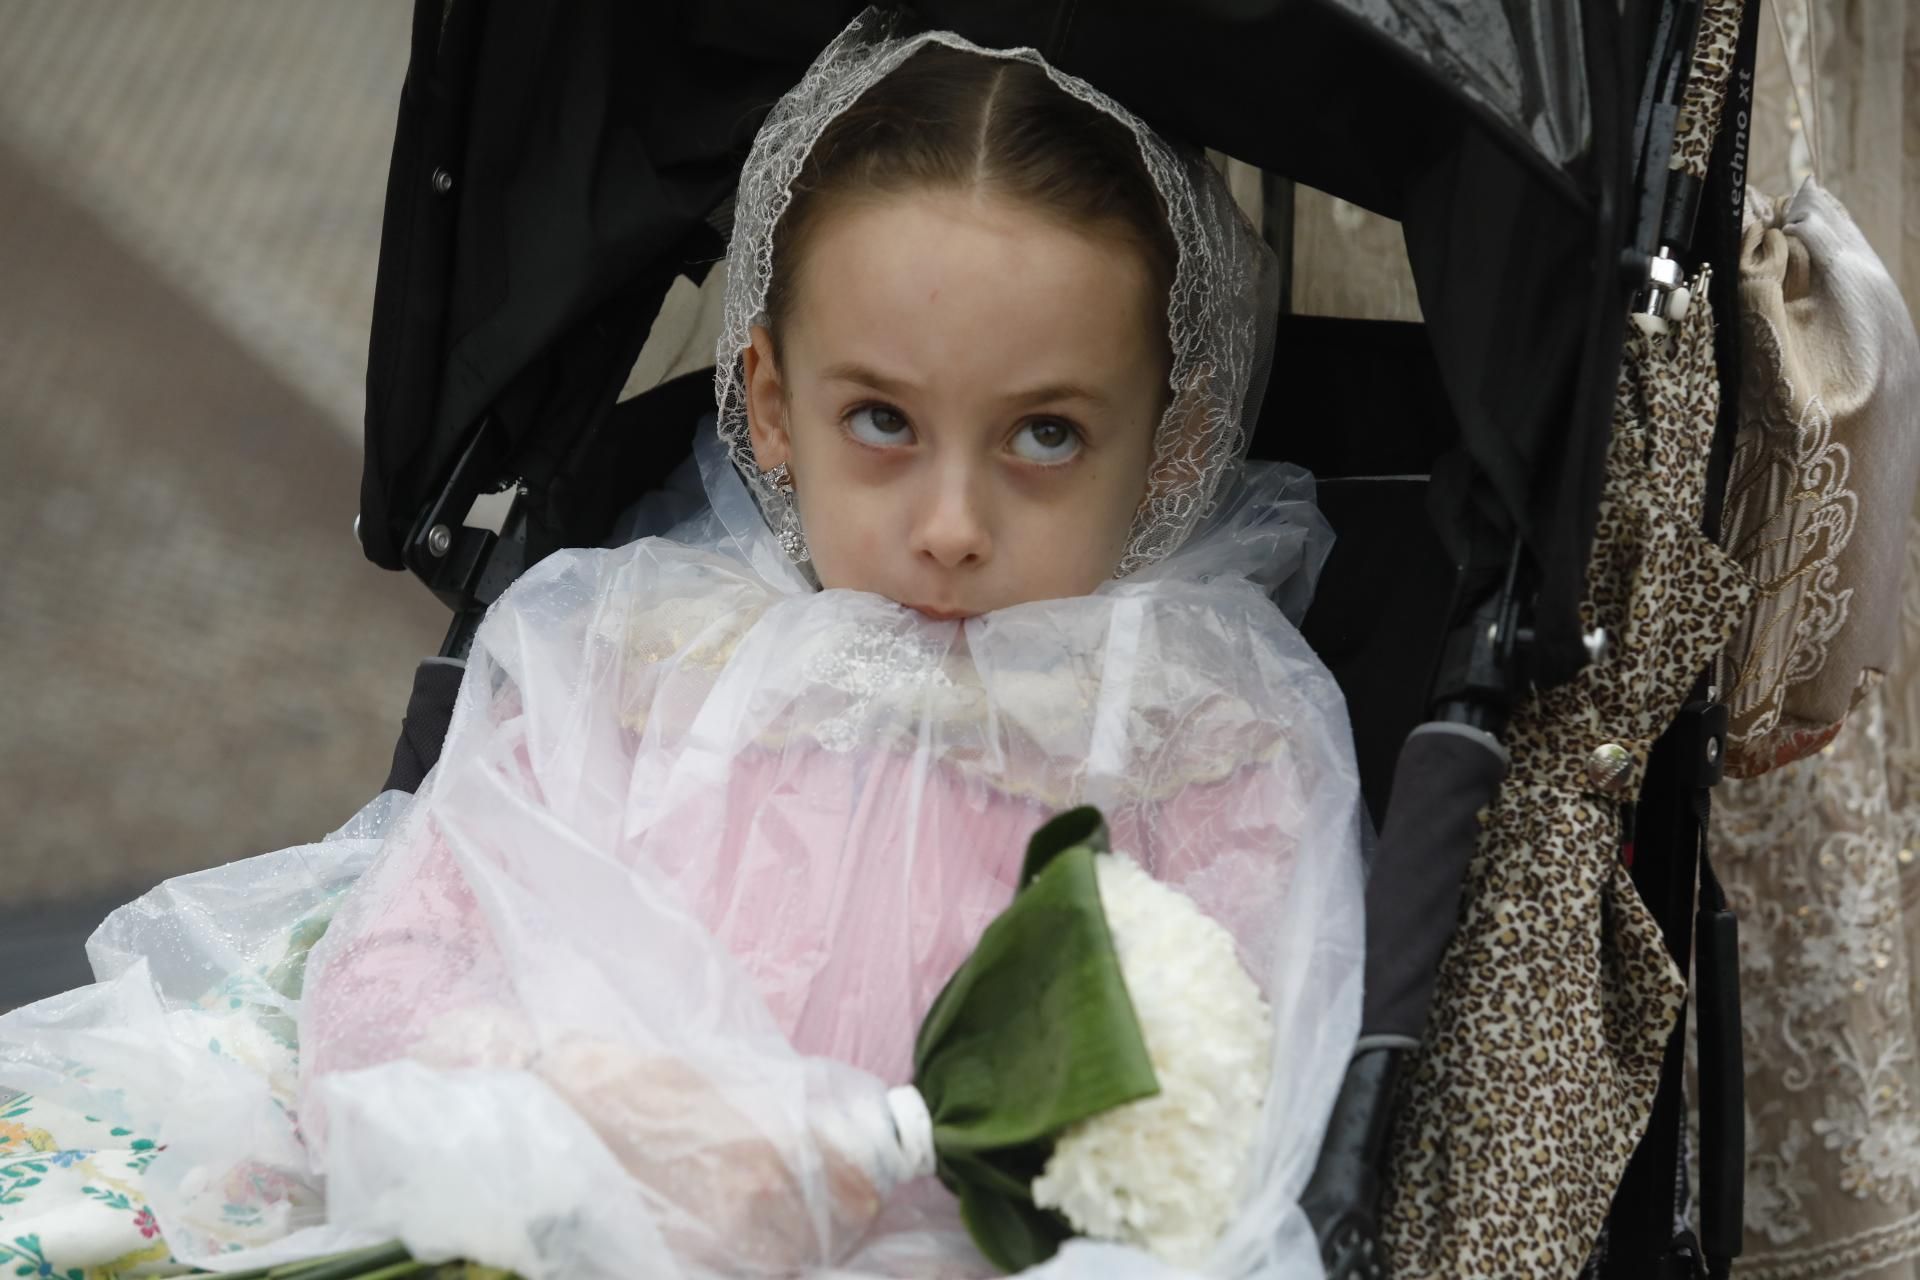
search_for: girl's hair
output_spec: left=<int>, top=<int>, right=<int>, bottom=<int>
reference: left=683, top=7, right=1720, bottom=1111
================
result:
left=763, top=44, right=1178, bottom=350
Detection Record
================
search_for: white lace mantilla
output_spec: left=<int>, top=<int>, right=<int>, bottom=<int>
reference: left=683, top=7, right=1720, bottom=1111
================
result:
left=711, top=10, right=1272, bottom=578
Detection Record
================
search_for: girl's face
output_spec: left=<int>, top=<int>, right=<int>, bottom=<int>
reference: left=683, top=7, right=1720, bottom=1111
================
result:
left=743, top=189, right=1168, bottom=619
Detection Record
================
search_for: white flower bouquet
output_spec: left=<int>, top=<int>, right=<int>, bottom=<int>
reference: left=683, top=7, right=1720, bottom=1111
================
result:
left=896, top=806, right=1273, bottom=1272
left=1031, top=850, right=1273, bottom=1266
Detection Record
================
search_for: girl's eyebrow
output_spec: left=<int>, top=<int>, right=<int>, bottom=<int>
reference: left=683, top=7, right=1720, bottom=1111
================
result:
left=1002, top=382, right=1107, bottom=409
left=820, top=361, right=1105, bottom=408
left=820, top=361, right=916, bottom=398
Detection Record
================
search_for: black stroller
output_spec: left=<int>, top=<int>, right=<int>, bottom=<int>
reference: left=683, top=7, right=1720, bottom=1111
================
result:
left=355, top=2, right=1760, bottom=1275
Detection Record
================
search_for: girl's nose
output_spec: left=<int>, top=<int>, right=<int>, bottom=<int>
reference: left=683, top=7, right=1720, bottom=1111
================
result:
left=912, top=472, right=992, bottom=570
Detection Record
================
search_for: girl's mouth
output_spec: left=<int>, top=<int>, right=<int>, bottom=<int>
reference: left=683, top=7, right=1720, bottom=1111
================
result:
left=908, top=604, right=974, bottom=622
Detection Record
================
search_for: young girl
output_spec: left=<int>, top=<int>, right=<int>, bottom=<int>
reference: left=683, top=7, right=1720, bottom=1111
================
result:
left=0, top=17, right=1363, bottom=1280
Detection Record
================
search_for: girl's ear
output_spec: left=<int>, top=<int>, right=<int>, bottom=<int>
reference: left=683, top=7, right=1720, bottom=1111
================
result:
left=743, top=325, right=792, bottom=474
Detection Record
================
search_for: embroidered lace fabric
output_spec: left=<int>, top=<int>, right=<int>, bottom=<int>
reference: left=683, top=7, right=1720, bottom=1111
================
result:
left=713, top=9, right=1276, bottom=578
left=1706, top=183, right=1920, bottom=1275
left=1717, top=287, right=1865, bottom=771
left=1711, top=518, right=1920, bottom=1279
left=1697, top=6, right=1920, bottom=1272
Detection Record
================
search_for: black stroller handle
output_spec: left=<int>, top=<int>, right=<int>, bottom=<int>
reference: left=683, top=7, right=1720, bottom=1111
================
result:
left=1303, top=715, right=1510, bottom=1279
left=1302, top=1045, right=1404, bottom=1280
left=1304, top=574, right=1521, bottom=1278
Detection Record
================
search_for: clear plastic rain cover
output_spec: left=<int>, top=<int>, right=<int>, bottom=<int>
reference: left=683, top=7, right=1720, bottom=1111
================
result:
left=0, top=434, right=1365, bottom=1278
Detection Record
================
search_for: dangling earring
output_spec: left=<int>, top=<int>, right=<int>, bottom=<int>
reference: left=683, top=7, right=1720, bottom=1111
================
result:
left=762, top=463, right=811, bottom=564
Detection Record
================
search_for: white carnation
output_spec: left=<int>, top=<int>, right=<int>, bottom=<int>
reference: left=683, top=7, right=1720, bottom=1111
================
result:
left=1030, top=853, right=1272, bottom=1268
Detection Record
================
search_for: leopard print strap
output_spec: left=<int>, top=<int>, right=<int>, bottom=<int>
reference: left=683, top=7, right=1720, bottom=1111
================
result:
left=1671, top=0, right=1745, bottom=179
left=1380, top=288, right=1756, bottom=1278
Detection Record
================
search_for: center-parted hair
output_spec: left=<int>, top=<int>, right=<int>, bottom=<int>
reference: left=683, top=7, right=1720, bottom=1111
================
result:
left=762, top=44, right=1178, bottom=357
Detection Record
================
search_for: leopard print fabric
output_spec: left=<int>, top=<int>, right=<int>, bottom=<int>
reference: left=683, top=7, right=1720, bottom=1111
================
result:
left=1381, top=293, right=1758, bottom=1278
left=1671, top=0, right=1744, bottom=179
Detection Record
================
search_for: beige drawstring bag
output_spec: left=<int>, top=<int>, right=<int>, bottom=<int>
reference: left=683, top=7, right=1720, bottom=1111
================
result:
left=1718, top=179, right=1920, bottom=776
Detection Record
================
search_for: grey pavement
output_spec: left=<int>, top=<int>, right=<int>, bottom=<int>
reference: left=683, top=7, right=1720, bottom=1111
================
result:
left=0, top=7, right=444, bottom=1010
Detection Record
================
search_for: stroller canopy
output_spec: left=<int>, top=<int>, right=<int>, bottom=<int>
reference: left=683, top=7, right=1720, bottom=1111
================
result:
left=358, top=0, right=1631, bottom=685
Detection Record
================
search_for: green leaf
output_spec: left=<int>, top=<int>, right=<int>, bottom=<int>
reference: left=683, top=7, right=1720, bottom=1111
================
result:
left=345, top=1263, right=424, bottom=1280
left=197, top=1248, right=526, bottom=1280
left=269, top=1241, right=414, bottom=1279
left=1017, top=807, right=1109, bottom=886
left=958, top=1180, right=1072, bottom=1274
left=912, top=810, right=1157, bottom=1268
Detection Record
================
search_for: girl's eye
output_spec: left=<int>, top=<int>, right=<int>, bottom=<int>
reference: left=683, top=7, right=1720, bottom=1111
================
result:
left=846, top=404, right=914, bottom=447
left=1010, top=419, right=1083, bottom=465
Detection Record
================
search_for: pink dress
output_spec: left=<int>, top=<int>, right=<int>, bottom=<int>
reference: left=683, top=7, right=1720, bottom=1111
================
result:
left=305, top=736, right=1290, bottom=1087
